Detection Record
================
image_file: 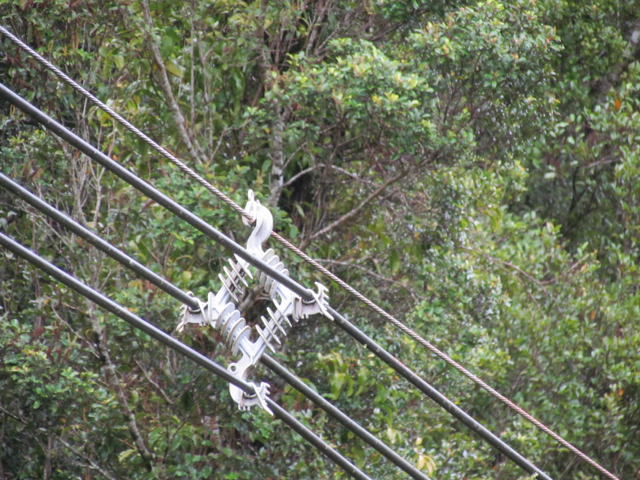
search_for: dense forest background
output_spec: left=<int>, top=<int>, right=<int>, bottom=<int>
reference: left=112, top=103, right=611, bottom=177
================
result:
left=1, top=0, right=640, bottom=478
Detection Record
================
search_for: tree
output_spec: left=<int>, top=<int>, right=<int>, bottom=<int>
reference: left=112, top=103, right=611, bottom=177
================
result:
left=1, top=0, right=639, bottom=478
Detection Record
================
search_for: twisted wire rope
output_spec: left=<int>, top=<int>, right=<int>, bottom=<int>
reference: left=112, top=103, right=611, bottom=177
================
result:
left=0, top=25, right=618, bottom=480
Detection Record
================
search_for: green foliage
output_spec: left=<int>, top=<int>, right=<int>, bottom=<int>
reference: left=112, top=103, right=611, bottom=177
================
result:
left=1, top=0, right=640, bottom=478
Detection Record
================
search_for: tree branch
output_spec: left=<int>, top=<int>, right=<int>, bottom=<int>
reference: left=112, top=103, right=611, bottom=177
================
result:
left=134, top=358, right=174, bottom=405
left=282, top=165, right=320, bottom=188
left=0, top=405, right=119, bottom=480
left=140, top=0, right=206, bottom=165
left=283, top=163, right=385, bottom=189
left=56, top=435, right=119, bottom=480
left=66, top=167, right=158, bottom=474
left=267, top=104, right=288, bottom=208
left=88, top=304, right=157, bottom=473
left=255, top=0, right=291, bottom=208
left=475, top=251, right=547, bottom=288
left=309, top=170, right=406, bottom=241
left=317, top=258, right=426, bottom=302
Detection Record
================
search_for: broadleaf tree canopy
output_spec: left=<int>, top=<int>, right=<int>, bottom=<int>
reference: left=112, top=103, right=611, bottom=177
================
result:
left=1, top=0, right=639, bottom=478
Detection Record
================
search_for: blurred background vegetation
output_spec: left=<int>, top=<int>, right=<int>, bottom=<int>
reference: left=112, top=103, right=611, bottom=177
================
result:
left=1, top=0, right=639, bottom=478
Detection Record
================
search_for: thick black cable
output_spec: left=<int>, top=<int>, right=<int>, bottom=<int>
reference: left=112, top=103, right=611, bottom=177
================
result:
left=0, top=232, right=372, bottom=480
left=260, top=354, right=424, bottom=475
left=0, top=233, right=250, bottom=390
left=0, top=174, right=194, bottom=306
left=0, top=82, right=552, bottom=480
left=0, top=173, right=429, bottom=480
left=327, top=306, right=552, bottom=480
left=0, top=82, right=314, bottom=302
left=0, top=26, right=617, bottom=480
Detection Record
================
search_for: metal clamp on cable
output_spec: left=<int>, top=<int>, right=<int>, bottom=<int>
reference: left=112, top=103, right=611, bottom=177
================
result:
left=177, top=191, right=332, bottom=415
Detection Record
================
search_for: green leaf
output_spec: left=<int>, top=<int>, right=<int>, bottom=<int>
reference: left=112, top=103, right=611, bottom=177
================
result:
left=118, top=449, right=138, bottom=464
left=113, top=55, right=124, bottom=71
left=389, top=249, right=400, bottom=274
left=351, top=442, right=365, bottom=469
left=165, top=60, right=183, bottom=78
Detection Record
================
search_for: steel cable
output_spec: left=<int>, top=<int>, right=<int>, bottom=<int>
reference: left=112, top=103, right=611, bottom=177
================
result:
left=0, top=25, right=247, bottom=219
left=0, top=81, right=553, bottom=480
left=0, top=172, right=430, bottom=480
left=276, top=235, right=620, bottom=480
left=0, top=232, right=373, bottom=480
left=0, top=28, right=619, bottom=478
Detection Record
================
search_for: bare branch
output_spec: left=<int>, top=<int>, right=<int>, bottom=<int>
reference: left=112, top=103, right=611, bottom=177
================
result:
left=254, top=0, right=290, bottom=208
left=140, top=0, right=206, bottom=165
left=330, top=164, right=384, bottom=188
left=305, top=0, right=332, bottom=57
left=0, top=403, right=23, bottom=424
left=309, top=170, right=406, bottom=240
left=539, top=254, right=590, bottom=285
left=468, top=249, right=545, bottom=311
left=267, top=106, right=288, bottom=208
left=476, top=251, right=547, bottom=287
left=282, top=141, right=311, bottom=171
left=318, top=258, right=426, bottom=301
left=88, top=303, right=157, bottom=472
left=282, top=165, right=321, bottom=188
left=56, top=436, right=119, bottom=480
left=0, top=405, right=120, bottom=480
left=283, top=163, right=384, bottom=189
left=134, top=358, right=175, bottom=405
left=582, top=157, right=619, bottom=170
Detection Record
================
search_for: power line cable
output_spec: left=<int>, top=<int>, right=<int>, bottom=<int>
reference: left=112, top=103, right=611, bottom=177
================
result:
left=0, top=82, right=554, bottom=480
left=0, top=25, right=618, bottom=480
left=0, top=231, right=373, bottom=480
left=0, top=26, right=246, bottom=219
left=0, top=83, right=310, bottom=300
left=0, top=172, right=430, bottom=480
left=0, top=28, right=619, bottom=480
